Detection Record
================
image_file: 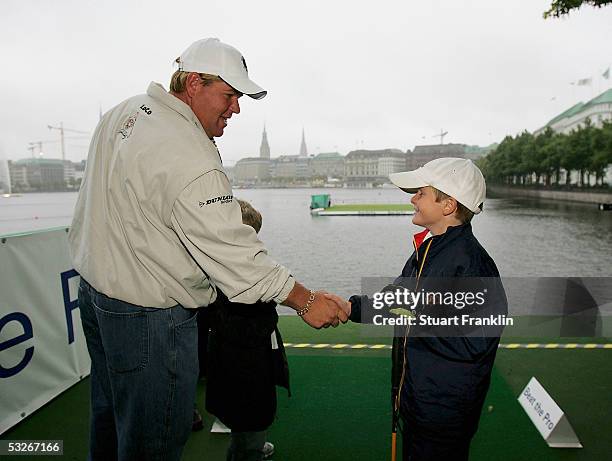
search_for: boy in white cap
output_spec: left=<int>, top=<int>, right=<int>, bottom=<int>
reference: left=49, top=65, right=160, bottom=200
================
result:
left=348, top=158, right=507, bottom=461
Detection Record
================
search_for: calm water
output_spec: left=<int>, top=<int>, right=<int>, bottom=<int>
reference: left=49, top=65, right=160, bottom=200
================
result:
left=1, top=190, right=611, bottom=298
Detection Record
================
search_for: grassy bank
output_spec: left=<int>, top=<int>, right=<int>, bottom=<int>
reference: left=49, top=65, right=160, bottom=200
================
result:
left=325, top=203, right=413, bottom=212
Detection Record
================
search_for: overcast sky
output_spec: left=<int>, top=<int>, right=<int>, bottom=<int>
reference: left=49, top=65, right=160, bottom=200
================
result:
left=1, top=0, right=611, bottom=165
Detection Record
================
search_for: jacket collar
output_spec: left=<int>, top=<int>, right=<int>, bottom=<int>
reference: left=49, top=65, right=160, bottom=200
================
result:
left=412, top=228, right=431, bottom=251
left=146, top=82, right=206, bottom=133
left=413, top=223, right=473, bottom=259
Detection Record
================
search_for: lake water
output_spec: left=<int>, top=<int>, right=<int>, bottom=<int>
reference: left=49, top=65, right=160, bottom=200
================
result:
left=1, top=189, right=611, bottom=298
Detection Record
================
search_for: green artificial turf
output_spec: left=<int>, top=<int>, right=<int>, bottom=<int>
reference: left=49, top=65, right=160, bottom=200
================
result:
left=2, top=318, right=610, bottom=461
left=269, top=355, right=393, bottom=460
left=325, top=204, right=413, bottom=212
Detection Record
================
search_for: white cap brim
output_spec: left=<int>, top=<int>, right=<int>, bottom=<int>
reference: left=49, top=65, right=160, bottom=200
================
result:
left=389, top=170, right=428, bottom=193
left=221, top=75, right=267, bottom=100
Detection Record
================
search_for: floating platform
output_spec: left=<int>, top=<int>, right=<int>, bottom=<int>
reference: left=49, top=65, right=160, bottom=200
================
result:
left=311, top=204, right=414, bottom=216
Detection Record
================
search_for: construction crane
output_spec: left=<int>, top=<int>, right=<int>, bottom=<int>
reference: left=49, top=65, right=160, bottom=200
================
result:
left=433, top=129, right=448, bottom=145
left=47, top=122, right=89, bottom=161
left=27, top=139, right=60, bottom=158
left=27, top=141, right=44, bottom=158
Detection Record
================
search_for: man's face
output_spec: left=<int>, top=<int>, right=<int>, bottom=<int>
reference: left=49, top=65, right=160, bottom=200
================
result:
left=190, top=80, right=242, bottom=138
left=410, top=186, right=446, bottom=231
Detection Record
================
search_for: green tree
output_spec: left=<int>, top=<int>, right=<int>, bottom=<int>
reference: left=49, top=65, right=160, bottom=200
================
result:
left=512, top=131, right=535, bottom=185
left=564, top=121, right=594, bottom=186
left=544, top=0, right=612, bottom=18
left=531, top=129, right=555, bottom=185
left=590, top=121, right=612, bottom=186
left=542, top=133, right=567, bottom=186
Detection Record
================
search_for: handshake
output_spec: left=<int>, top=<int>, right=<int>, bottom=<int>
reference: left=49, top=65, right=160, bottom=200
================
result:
left=283, top=282, right=352, bottom=329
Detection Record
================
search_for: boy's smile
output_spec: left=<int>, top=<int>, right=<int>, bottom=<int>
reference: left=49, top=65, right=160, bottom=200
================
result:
left=410, top=186, right=447, bottom=235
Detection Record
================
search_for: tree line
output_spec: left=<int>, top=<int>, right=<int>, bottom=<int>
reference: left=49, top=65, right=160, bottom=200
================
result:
left=479, top=119, right=612, bottom=188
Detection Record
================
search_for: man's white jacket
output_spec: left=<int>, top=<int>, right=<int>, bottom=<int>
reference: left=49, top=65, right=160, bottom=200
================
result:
left=69, top=82, right=294, bottom=308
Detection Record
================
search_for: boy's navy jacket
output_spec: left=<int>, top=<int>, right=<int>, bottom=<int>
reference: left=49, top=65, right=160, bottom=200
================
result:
left=350, top=223, right=507, bottom=439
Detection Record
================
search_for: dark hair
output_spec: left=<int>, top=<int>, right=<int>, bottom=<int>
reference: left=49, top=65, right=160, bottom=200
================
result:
left=432, top=188, right=475, bottom=224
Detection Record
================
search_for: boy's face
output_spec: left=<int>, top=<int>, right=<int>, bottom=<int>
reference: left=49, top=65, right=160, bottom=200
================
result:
left=410, top=186, right=447, bottom=232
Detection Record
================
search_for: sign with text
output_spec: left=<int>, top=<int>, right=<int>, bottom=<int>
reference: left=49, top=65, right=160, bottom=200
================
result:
left=0, top=228, right=90, bottom=434
left=518, top=377, right=582, bottom=448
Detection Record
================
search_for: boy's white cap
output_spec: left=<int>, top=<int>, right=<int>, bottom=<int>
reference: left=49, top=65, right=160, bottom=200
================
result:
left=176, top=38, right=267, bottom=100
left=389, top=157, right=486, bottom=214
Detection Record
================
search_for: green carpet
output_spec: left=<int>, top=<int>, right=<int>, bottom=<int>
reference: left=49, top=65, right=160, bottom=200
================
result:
left=2, top=317, right=610, bottom=460
left=268, top=355, right=392, bottom=460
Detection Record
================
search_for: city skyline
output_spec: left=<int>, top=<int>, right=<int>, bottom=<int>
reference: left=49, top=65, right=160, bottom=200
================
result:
left=1, top=0, right=611, bottom=165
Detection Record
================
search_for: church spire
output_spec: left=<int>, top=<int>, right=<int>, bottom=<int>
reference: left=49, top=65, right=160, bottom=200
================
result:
left=299, top=127, right=308, bottom=157
left=259, top=124, right=270, bottom=159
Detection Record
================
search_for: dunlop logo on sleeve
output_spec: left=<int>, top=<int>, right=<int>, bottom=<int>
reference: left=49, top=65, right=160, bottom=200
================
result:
left=199, top=195, right=233, bottom=207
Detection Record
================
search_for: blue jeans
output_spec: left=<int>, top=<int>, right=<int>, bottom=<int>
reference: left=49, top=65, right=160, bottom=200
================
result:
left=79, top=279, right=199, bottom=461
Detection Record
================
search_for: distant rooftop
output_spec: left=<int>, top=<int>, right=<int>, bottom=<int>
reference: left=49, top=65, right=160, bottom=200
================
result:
left=314, top=152, right=342, bottom=159
left=13, top=158, right=66, bottom=165
left=544, top=88, right=612, bottom=127
left=346, top=148, right=404, bottom=159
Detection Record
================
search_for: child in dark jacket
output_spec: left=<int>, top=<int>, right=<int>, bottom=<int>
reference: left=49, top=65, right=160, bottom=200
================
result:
left=205, top=199, right=289, bottom=461
left=349, top=158, right=507, bottom=461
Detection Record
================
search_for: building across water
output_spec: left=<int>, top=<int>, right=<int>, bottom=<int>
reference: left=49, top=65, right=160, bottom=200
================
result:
left=533, top=88, right=612, bottom=136
left=8, top=158, right=85, bottom=192
left=233, top=126, right=492, bottom=188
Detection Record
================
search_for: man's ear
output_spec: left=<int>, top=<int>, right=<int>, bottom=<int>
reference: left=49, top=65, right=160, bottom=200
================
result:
left=442, top=197, right=458, bottom=217
left=185, top=73, right=201, bottom=98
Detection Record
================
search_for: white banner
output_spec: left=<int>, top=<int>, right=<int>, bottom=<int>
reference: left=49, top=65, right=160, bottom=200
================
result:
left=0, top=228, right=90, bottom=434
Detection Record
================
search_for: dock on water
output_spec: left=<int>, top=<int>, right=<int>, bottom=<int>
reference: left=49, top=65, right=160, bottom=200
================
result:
left=311, top=203, right=414, bottom=216
left=310, top=194, right=414, bottom=216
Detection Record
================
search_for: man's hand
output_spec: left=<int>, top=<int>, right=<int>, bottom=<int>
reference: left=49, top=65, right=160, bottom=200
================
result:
left=324, top=292, right=351, bottom=319
left=281, top=282, right=350, bottom=329
left=301, top=292, right=350, bottom=329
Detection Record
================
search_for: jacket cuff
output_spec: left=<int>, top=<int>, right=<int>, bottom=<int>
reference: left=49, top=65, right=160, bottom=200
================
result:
left=348, top=295, right=363, bottom=323
left=273, top=276, right=296, bottom=305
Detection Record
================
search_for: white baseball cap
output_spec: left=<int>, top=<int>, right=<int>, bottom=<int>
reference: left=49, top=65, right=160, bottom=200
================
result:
left=176, top=38, right=267, bottom=100
left=389, top=157, right=486, bottom=214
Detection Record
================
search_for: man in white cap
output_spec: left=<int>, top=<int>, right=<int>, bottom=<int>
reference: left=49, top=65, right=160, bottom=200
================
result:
left=347, top=158, right=507, bottom=461
left=69, top=38, right=349, bottom=460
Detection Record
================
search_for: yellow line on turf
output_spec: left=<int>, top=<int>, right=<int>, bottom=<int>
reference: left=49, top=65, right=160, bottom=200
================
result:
left=283, top=343, right=611, bottom=350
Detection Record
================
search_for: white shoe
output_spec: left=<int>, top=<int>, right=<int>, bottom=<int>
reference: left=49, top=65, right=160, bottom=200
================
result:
left=262, top=441, right=275, bottom=459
